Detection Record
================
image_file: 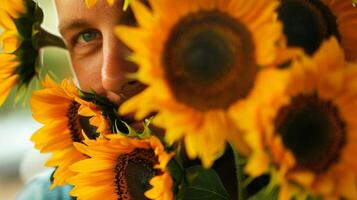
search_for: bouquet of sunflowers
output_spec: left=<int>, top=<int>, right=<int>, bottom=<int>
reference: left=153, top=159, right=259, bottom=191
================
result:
left=2, top=0, right=357, bottom=199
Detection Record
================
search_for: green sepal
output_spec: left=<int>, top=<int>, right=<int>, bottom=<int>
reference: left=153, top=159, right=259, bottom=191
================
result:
left=13, top=77, right=39, bottom=106
left=115, top=120, right=140, bottom=136
left=115, top=117, right=153, bottom=139
left=142, top=117, right=154, bottom=136
left=353, top=0, right=357, bottom=7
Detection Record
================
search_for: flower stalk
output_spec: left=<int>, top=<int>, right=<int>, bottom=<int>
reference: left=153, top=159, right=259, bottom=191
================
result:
left=233, top=147, right=246, bottom=200
left=33, top=27, right=66, bottom=49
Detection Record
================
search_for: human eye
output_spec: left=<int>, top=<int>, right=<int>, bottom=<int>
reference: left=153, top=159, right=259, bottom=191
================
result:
left=69, top=29, right=102, bottom=55
left=74, top=29, right=102, bottom=45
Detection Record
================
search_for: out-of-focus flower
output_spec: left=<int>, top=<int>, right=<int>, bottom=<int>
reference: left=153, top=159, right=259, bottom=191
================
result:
left=246, top=38, right=357, bottom=199
left=278, top=0, right=357, bottom=61
left=116, top=0, right=289, bottom=167
left=0, top=0, right=36, bottom=106
left=0, top=0, right=65, bottom=106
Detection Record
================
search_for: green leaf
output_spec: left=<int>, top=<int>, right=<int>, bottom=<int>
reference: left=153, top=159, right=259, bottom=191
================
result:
left=178, top=166, right=230, bottom=200
left=247, top=186, right=278, bottom=200
left=353, top=0, right=357, bottom=7
left=167, top=158, right=185, bottom=194
left=168, top=158, right=184, bottom=183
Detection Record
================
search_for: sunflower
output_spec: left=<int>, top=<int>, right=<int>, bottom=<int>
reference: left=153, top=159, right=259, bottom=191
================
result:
left=0, top=0, right=35, bottom=106
left=30, top=76, right=108, bottom=188
left=245, top=37, right=357, bottom=199
left=277, top=0, right=357, bottom=61
left=68, top=135, right=174, bottom=200
left=0, top=0, right=65, bottom=106
left=115, top=0, right=287, bottom=167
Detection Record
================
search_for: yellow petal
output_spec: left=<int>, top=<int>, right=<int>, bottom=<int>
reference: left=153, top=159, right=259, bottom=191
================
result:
left=0, top=75, right=17, bottom=106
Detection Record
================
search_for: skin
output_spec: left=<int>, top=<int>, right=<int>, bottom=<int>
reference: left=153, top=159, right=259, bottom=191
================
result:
left=55, top=0, right=142, bottom=106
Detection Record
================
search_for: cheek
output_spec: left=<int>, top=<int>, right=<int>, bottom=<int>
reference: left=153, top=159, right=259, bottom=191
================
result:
left=71, top=53, right=106, bottom=94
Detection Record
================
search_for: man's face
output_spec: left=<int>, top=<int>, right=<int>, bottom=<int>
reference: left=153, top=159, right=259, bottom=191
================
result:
left=55, top=0, right=141, bottom=105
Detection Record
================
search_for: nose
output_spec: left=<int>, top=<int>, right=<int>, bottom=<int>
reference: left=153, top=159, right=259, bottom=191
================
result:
left=101, top=32, right=136, bottom=96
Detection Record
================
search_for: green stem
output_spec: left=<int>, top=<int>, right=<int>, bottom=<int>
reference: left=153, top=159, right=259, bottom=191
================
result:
left=233, top=147, right=246, bottom=200
left=33, top=27, right=67, bottom=49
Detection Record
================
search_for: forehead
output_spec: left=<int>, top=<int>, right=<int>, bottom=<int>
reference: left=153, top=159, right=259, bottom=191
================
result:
left=55, top=0, right=122, bottom=32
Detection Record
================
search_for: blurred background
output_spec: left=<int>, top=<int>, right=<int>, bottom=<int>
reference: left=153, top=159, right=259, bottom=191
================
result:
left=0, top=0, right=73, bottom=199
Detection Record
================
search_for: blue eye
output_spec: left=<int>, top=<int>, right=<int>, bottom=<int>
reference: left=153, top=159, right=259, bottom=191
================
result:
left=77, top=30, right=100, bottom=43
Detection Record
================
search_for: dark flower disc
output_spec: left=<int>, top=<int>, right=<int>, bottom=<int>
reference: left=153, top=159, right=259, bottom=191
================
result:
left=278, top=0, right=340, bottom=55
left=114, top=149, right=161, bottom=200
left=275, top=94, right=346, bottom=173
left=163, top=10, right=258, bottom=111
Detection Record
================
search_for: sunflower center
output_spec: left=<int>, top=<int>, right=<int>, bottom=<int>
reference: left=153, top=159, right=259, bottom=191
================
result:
left=274, top=94, right=346, bottom=173
left=114, top=149, right=161, bottom=200
left=66, top=101, right=83, bottom=142
left=163, top=10, right=257, bottom=111
left=275, top=94, right=346, bottom=173
left=278, top=0, right=340, bottom=55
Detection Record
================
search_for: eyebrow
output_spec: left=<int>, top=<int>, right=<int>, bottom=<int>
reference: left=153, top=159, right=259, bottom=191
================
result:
left=59, top=19, right=92, bottom=36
